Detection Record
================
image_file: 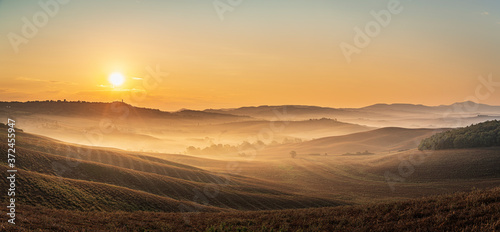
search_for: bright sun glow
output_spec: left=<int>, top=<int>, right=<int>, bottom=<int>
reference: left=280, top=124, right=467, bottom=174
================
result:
left=109, top=72, right=125, bottom=87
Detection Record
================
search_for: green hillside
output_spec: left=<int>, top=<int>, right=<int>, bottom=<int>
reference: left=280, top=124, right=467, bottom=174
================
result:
left=419, top=120, right=500, bottom=150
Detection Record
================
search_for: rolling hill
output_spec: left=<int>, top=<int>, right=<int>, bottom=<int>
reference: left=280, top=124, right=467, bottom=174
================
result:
left=202, top=118, right=372, bottom=142
left=0, top=127, right=342, bottom=213
left=0, top=101, right=248, bottom=122
left=206, top=102, right=500, bottom=128
left=206, top=102, right=500, bottom=119
left=3, top=101, right=500, bottom=155
left=0, top=101, right=373, bottom=154
left=262, top=127, right=445, bottom=156
left=1, top=104, right=500, bottom=230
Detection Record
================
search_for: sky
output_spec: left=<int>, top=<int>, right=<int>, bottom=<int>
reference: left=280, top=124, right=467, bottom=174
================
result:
left=0, top=0, right=499, bottom=111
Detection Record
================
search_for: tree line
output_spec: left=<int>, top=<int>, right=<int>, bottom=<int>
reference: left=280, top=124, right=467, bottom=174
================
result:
left=418, top=120, right=500, bottom=150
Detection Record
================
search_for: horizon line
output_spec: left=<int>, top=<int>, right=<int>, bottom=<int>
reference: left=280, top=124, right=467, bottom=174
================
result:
left=0, top=99, right=496, bottom=113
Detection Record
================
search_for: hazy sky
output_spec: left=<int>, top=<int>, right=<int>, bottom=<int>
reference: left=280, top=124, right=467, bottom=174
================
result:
left=1, top=0, right=499, bottom=110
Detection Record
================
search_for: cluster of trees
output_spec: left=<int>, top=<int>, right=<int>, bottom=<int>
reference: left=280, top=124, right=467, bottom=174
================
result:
left=342, top=150, right=374, bottom=156
left=418, top=120, right=500, bottom=150
left=0, top=123, right=23, bottom=131
left=186, top=138, right=304, bottom=156
left=289, top=151, right=329, bottom=158
left=186, top=141, right=267, bottom=156
left=25, top=100, right=87, bottom=103
left=8, top=100, right=133, bottom=105
left=308, top=118, right=338, bottom=121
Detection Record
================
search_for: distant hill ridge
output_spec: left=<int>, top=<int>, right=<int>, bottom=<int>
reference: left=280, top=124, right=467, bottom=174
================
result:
left=206, top=101, right=500, bottom=112
left=204, top=101, right=500, bottom=121
left=0, top=101, right=248, bottom=121
left=3, top=100, right=500, bottom=116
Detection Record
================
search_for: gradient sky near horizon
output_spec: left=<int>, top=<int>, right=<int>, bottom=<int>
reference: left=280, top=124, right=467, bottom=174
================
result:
left=1, top=0, right=499, bottom=111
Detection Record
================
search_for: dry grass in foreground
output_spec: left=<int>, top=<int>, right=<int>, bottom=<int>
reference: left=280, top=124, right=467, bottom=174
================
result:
left=1, top=187, right=499, bottom=231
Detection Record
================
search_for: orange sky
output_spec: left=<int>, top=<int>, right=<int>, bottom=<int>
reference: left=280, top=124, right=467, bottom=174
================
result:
left=1, top=1, right=499, bottom=111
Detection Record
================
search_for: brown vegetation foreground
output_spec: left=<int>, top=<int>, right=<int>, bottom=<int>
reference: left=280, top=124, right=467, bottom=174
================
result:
left=1, top=187, right=499, bottom=231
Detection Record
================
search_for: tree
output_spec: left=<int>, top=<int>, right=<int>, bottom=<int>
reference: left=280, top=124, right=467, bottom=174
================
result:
left=290, top=151, right=297, bottom=158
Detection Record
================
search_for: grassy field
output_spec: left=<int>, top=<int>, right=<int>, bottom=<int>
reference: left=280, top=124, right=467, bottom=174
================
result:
left=1, top=187, right=499, bottom=231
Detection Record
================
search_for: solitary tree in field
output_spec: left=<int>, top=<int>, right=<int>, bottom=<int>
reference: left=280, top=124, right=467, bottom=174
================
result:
left=290, top=151, right=297, bottom=158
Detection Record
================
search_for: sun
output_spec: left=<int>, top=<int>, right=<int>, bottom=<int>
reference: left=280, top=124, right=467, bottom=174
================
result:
left=108, top=72, right=125, bottom=87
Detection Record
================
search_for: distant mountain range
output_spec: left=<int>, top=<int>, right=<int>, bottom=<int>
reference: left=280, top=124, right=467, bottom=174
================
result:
left=205, top=101, right=500, bottom=128
left=206, top=101, right=500, bottom=118
left=2, top=100, right=499, bottom=118
left=0, top=101, right=500, bottom=140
